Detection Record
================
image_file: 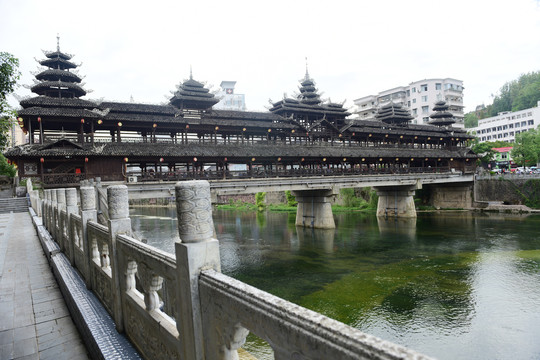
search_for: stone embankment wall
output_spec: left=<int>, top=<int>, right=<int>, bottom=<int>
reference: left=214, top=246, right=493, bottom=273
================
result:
left=474, top=175, right=540, bottom=205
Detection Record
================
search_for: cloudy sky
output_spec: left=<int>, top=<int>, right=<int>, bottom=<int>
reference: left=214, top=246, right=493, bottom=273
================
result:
left=2, top=0, right=540, bottom=114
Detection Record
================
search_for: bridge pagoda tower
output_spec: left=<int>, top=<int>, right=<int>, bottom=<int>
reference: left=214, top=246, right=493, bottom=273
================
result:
left=18, top=35, right=96, bottom=145
left=373, top=103, right=418, bottom=218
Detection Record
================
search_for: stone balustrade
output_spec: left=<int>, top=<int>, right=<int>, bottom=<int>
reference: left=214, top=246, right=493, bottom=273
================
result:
left=35, top=181, right=431, bottom=360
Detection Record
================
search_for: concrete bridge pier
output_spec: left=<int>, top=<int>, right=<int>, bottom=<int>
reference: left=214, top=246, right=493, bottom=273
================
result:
left=292, top=189, right=336, bottom=229
left=375, top=185, right=418, bottom=218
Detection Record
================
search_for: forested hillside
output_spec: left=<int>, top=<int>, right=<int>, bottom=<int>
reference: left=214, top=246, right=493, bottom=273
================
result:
left=465, top=71, right=540, bottom=128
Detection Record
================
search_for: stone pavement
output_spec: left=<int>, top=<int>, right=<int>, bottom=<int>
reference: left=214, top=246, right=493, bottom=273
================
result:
left=0, top=211, right=89, bottom=360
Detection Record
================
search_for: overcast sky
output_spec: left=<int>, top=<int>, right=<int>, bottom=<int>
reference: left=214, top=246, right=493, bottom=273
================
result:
left=2, top=0, right=540, bottom=114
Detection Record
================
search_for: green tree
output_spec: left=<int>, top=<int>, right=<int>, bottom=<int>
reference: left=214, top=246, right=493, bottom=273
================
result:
left=464, top=112, right=478, bottom=128
left=0, top=52, right=20, bottom=151
left=512, top=129, right=540, bottom=167
left=0, top=153, right=16, bottom=177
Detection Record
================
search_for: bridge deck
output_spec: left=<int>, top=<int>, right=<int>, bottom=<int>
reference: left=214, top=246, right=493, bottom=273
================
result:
left=0, top=211, right=89, bottom=359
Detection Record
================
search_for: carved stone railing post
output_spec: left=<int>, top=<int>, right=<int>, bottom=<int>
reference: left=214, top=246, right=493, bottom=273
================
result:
left=65, top=188, right=78, bottom=265
left=56, top=188, right=67, bottom=250
left=81, top=186, right=98, bottom=288
left=174, top=180, right=222, bottom=360
left=42, top=190, right=50, bottom=229
left=107, top=185, right=131, bottom=333
left=50, top=188, right=57, bottom=237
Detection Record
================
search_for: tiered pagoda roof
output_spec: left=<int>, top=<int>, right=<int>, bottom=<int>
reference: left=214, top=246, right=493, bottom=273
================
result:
left=169, top=73, right=219, bottom=111
left=375, top=102, right=413, bottom=125
left=18, top=37, right=98, bottom=124
left=429, top=101, right=455, bottom=127
left=269, top=71, right=350, bottom=118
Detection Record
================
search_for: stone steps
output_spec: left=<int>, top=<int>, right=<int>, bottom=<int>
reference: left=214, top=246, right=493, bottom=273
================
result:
left=0, top=197, right=29, bottom=213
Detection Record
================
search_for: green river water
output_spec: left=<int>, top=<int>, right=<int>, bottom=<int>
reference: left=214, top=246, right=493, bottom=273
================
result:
left=130, top=207, right=540, bottom=360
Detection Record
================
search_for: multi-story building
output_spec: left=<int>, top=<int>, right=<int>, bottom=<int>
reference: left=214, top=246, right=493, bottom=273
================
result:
left=213, top=81, right=246, bottom=111
left=471, top=101, right=540, bottom=143
left=353, top=78, right=465, bottom=127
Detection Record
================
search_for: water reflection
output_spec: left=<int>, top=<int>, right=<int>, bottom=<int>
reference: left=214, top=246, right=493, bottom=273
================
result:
left=131, top=208, right=540, bottom=360
left=296, top=227, right=335, bottom=253
left=377, top=217, right=416, bottom=240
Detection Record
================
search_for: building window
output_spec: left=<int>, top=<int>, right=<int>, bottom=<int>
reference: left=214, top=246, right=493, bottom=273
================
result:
left=412, top=108, right=418, bottom=116
left=406, top=90, right=410, bottom=96
left=487, top=135, right=492, bottom=140
left=504, top=133, right=508, bottom=137
left=412, top=98, right=416, bottom=104
left=516, top=130, right=520, bottom=135
left=509, top=124, right=513, bottom=128
left=412, top=87, right=416, bottom=93
left=528, top=120, right=534, bottom=125
left=423, top=117, right=430, bottom=123
left=517, top=114, right=521, bottom=119
left=528, top=112, right=533, bottom=116
left=497, top=126, right=502, bottom=131
left=521, top=121, right=527, bottom=126
left=510, top=131, right=514, bottom=136
left=436, top=83, right=442, bottom=90
left=481, top=137, right=486, bottom=141
left=407, top=101, right=411, bottom=107
left=422, top=106, right=429, bottom=114
left=421, top=84, right=428, bottom=92
left=515, top=123, right=520, bottom=128
left=422, top=95, right=428, bottom=102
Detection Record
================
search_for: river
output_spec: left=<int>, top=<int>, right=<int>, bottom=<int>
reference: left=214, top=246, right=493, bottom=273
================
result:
left=130, top=207, right=540, bottom=360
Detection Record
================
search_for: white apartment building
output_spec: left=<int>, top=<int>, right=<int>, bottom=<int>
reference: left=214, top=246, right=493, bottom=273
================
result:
left=353, top=78, right=464, bottom=127
left=214, top=81, right=246, bottom=111
left=471, top=101, right=540, bottom=143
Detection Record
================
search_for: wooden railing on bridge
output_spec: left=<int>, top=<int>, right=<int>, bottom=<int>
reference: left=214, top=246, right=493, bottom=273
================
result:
left=31, top=182, right=432, bottom=360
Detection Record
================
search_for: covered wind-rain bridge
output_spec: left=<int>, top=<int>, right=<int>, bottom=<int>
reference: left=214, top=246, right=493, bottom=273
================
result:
left=5, top=41, right=477, bottom=227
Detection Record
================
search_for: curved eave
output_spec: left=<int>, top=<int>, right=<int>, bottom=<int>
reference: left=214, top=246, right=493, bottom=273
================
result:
left=169, top=96, right=220, bottom=108
left=31, top=81, right=87, bottom=97
left=39, top=57, right=77, bottom=70
left=43, top=50, right=73, bottom=60
left=17, top=106, right=98, bottom=119
left=35, top=69, right=82, bottom=83
left=20, top=96, right=96, bottom=109
left=271, top=104, right=350, bottom=117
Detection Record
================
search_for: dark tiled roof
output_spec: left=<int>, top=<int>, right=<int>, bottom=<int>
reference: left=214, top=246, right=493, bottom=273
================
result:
left=20, top=96, right=97, bottom=109
left=17, top=106, right=99, bottom=119
left=4, top=142, right=476, bottom=160
left=31, top=81, right=86, bottom=97
left=35, top=69, right=82, bottom=83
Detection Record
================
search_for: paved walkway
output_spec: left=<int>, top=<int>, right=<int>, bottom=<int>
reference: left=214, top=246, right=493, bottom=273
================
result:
left=0, top=211, right=89, bottom=360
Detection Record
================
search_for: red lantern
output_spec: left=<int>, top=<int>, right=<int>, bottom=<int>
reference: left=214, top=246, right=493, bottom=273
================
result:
left=84, top=157, right=89, bottom=163
left=224, top=157, right=228, bottom=162
left=40, top=157, right=44, bottom=163
left=97, top=119, right=103, bottom=125
left=159, top=157, right=164, bottom=162
left=81, top=118, right=85, bottom=124
left=37, top=117, right=41, bottom=122
left=118, top=122, right=122, bottom=127
left=193, top=157, right=197, bottom=162
left=124, top=157, right=129, bottom=162
left=153, top=123, right=157, bottom=128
